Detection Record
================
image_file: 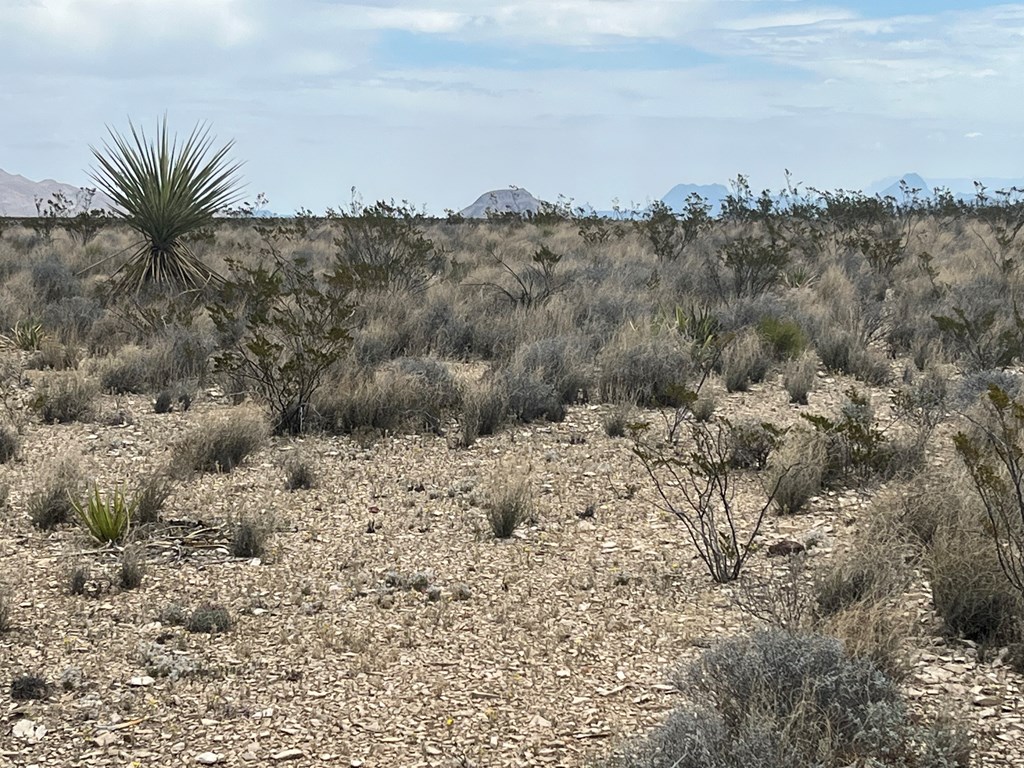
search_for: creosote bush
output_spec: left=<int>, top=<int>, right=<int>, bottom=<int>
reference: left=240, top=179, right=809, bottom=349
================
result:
left=174, top=407, right=268, bottom=473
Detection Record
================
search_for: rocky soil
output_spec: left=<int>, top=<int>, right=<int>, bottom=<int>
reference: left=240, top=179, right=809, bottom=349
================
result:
left=1, top=371, right=1022, bottom=767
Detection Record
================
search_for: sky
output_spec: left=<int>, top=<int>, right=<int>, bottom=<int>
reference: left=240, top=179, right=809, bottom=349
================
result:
left=2, top=0, right=1023, bottom=214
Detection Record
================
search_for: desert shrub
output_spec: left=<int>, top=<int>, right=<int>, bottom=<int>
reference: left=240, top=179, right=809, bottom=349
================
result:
left=27, top=339, right=80, bottom=371
left=174, top=408, right=268, bottom=473
left=727, top=420, right=782, bottom=470
left=283, top=455, right=317, bottom=490
left=814, top=325, right=891, bottom=384
left=632, top=412, right=788, bottom=582
left=10, top=674, right=49, bottom=701
left=119, top=546, right=145, bottom=590
left=603, top=401, right=636, bottom=438
left=31, top=255, right=80, bottom=303
left=819, top=600, right=914, bottom=684
left=720, top=329, right=769, bottom=393
left=133, top=472, right=173, bottom=525
left=41, top=296, right=102, bottom=343
left=208, top=251, right=354, bottom=435
left=315, top=360, right=460, bottom=436
left=30, top=372, right=97, bottom=423
left=952, top=368, right=1023, bottom=410
left=782, top=352, right=816, bottom=405
left=231, top=516, right=269, bottom=558
left=186, top=603, right=232, bottom=634
left=606, top=629, right=968, bottom=768
left=891, top=365, right=949, bottom=440
left=930, top=525, right=1023, bottom=644
left=486, top=479, right=532, bottom=539
left=732, top=555, right=813, bottom=632
left=757, top=316, right=807, bottom=361
left=690, top=392, right=716, bottom=422
left=27, top=457, right=83, bottom=529
left=0, top=424, right=19, bottom=463
left=504, top=336, right=590, bottom=422
left=802, top=390, right=915, bottom=488
left=95, top=345, right=155, bottom=394
left=769, top=430, right=825, bottom=514
left=0, top=589, right=12, bottom=632
left=458, top=376, right=509, bottom=447
left=596, top=329, right=691, bottom=406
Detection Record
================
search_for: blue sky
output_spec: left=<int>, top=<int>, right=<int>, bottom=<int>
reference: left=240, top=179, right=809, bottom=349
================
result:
left=1, top=0, right=1023, bottom=213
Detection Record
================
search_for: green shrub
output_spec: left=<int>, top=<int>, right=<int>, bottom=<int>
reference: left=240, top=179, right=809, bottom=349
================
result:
left=174, top=408, right=268, bottom=473
left=757, top=316, right=807, bottom=360
left=27, top=458, right=83, bottom=530
left=30, top=372, right=97, bottom=423
left=208, top=251, right=353, bottom=435
left=486, top=480, right=532, bottom=539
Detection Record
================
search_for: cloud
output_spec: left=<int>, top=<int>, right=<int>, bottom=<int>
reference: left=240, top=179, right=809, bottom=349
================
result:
left=965, top=132, right=984, bottom=139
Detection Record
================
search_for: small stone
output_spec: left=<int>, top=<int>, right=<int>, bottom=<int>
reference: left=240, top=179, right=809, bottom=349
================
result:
left=974, top=695, right=1002, bottom=707
left=272, top=748, right=304, bottom=761
left=451, top=583, right=472, bottom=601
left=13, top=719, right=46, bottom=742
left=129, top=675, right=155, bottom=687
left=196, top=753, right=223, bottom=765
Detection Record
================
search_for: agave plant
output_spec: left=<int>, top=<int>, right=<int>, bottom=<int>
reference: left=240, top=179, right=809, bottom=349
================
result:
left=70, top=484, right=136, bottom=544
left=90, top=117, right=244, bottom=294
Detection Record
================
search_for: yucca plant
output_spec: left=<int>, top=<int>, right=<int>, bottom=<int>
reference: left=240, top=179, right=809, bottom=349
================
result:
left=70, top=484, right=136, bottom=543
left=89, top=116, right=244, bottom=294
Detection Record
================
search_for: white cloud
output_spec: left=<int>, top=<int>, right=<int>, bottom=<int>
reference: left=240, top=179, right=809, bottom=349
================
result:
left=965, top=132, right=984, bottom=139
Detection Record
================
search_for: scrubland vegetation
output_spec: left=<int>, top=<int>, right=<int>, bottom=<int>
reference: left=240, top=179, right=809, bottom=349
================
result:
left=2, top=168, right=1024, bottom=765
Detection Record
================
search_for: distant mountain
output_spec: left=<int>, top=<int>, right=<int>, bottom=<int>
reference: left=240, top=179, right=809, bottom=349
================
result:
left=661, top=182, right=731, bottom=216
left=868, top=173, right=1024, bottom=201
left=0, top=168, right=114, bottom=217
left=459, top=188, right=544, bottom=218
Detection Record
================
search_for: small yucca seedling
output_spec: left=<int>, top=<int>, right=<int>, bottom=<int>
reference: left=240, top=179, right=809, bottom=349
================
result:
left=70, top=484, right=136, bottom=543
left=2, top=321, right=45, bottom=351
